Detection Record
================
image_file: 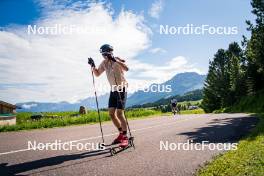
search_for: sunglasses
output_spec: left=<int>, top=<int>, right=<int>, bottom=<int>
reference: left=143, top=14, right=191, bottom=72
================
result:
left=102, top=52, right=111, bottom=57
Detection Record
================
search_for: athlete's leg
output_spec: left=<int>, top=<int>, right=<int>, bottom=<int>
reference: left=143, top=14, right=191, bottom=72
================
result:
left=116, top=109, right=127, bottom=132
left=115, top=89, right=127, bottom=132
left=109, top=107, right=124, bottom=144
left=172, top=106, right=176, bottom=115
left=116, top=108, right=129, bottom=147
left=115, top=89, right=129, bottom=147
left=109, top=108, right=121, bottom=130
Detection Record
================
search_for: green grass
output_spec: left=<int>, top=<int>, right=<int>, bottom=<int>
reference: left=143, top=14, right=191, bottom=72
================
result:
left=0, top=109, right=162, bottom=132
left=178, top=100, right=202, bottom=106
left=180, top=108, right=205, bottom=114
left=225, top=91, right=264, bottom=113
left=197, top=114, right=264, bottom=176
left=163, top=108, right=205, bottom=115
left=0, top=107, right=205, bottom=132
left=198, top=91, right=264, bottom=176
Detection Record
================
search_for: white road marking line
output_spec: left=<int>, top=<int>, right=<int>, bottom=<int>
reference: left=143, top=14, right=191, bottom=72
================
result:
left=0, top=117, right=201, bottom=156
left=0, top=148, right=31, bottom=156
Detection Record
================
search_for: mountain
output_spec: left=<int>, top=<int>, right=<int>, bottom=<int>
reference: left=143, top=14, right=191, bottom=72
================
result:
left=17, top=94, right=109, bottom=112
left=126, top=72, right=205, bottom=106
left=16, top=72, right=205, bottom=112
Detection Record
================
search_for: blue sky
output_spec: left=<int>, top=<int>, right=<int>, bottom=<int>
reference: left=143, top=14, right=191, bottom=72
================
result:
left=0, top=0, right=256, bottom=103
left=0, top=0, right=40, bottom=26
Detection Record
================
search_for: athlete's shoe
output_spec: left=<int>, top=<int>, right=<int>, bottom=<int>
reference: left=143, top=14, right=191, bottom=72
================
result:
left=119, top=136, right=129, bottom=148
left=112, top=133, right=123, bottom=144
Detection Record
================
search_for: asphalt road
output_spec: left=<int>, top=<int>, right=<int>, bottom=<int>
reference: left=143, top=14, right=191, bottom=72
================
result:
left=0, top=113, right=258, bottom=176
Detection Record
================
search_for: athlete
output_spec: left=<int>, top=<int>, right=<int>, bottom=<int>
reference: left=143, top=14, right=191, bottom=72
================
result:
left=88, top=44, right=129, bottom=147
left=170, top=98, right=179, bottom=115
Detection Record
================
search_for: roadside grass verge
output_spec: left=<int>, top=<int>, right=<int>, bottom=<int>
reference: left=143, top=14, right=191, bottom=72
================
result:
left=0, top=109, right=162, bottom=132
left=197, top=113, right=264, bottom=176
left=198, top=91, right=264, bottom=176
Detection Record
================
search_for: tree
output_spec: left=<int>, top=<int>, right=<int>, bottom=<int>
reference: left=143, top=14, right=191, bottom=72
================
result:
left=202, top=0, right=264, bottom=112
left=226, top=42, right=246, bottom=105
left=202, top=49, right=229, bottom=112
left=244, top=0, right=264, bottom=94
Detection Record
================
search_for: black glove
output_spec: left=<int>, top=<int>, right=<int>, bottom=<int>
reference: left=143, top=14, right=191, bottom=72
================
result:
left=88, top=57, right=95, bottom=67
left=103, top=53, right=116, bottom=62
left=107, top=54, right=116, bottom=62
left=110, top=56, right=116, bottom=62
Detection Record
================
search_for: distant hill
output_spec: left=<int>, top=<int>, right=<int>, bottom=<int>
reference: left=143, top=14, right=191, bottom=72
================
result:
left=16, top=94, right=109, bottom=112
left=127, top=72, right=206, bottom=106
left=16, top=72, right=205, bottom=112
left=131, top=89, right=203, bottom=108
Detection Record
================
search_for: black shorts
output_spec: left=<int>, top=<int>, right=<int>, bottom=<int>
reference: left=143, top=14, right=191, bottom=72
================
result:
left=172, top=103, right=177, bottom=107
left=108, top=89, right=127, bottom=110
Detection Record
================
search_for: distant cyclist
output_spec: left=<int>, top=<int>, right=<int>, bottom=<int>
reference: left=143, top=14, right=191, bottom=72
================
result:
left=170, top=98, right=179, bottom=115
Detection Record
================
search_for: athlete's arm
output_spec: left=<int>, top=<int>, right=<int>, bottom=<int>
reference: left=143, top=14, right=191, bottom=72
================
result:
left=92, top=67, right=100, bottom=77
left=93, top=61, right=105, bottom=77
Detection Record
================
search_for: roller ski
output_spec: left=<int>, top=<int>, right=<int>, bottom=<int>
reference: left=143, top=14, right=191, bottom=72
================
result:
left=105, top=135, right=135, bottom=156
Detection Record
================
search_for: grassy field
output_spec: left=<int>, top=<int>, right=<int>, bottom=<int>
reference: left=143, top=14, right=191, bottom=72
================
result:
left=0, top=109, right=162, bottom=132
left=198, top=91, right=264, bottom=176
left=178, top=100, right=202, bottom=106
left=0, top=106, right=205, bottom=132
left=180, top=108, right=204, bottom=114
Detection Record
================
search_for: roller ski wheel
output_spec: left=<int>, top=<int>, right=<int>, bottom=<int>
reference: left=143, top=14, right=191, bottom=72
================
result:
left=110, top=148, right=117, bottom=156
left=129, top=137, right=135, bottom=149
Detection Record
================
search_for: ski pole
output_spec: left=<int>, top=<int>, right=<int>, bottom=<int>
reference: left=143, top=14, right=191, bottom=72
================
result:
left=90, top=66, right=105, bottom=144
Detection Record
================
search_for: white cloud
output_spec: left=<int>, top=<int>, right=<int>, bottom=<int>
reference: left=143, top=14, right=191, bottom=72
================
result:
left=0, top=1, right=201, bottom=104
left=149, top=47, right=167, bottom=54
left=127, top=56, right=202, bottom=88
left=0, top=2, right=151, bottom=103
left=148, top=0, right=164, bottom=19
